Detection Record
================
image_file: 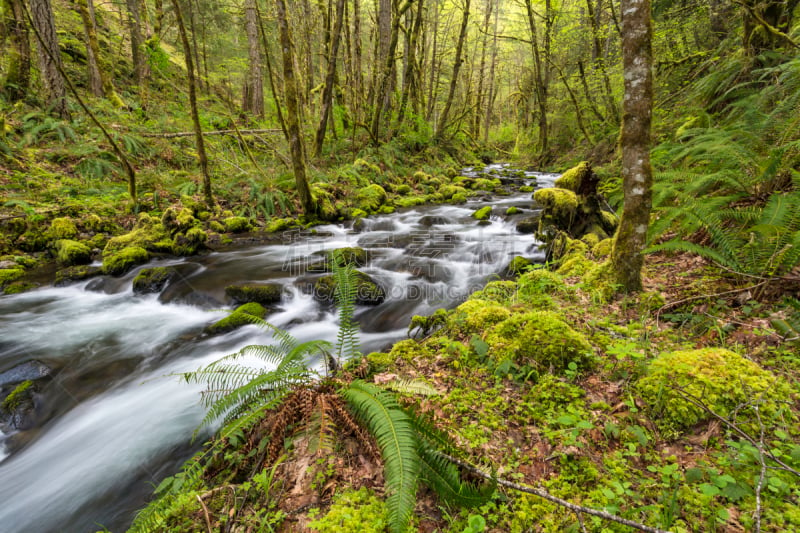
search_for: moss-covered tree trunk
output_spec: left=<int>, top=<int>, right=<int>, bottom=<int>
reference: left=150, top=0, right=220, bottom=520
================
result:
left=435, top=0, right=469, bottom=140
left=313, top=0, right=345, bottom=157
left=275, top=0, right=315, bottom=215
left=29, top=0, right=70, bottom=120
left=611, top=0, right=653, bottom=292
left=171, top=0, right=213, bottom=207
left=125, top=0, right=148, bottom=89
left=76, top=0, right=122, bottom=106
left=242, top=0, right=264, bottom=118
left=3, top=0, right=31, bottom=102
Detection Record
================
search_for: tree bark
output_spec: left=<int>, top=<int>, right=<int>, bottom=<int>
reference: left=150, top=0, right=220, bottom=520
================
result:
left=29, top=0, right=69, bottom=119
left=275, top=0, right=315, bottom=215
left=611, top=0, right=653, bottom=292
left=125, top=0, right=148, bottom=88
left=314, top=0, right=345, bottom=156
left=242, top=0, right=264, bottom=117
left=171, top=0, right=213, bottom=206
left=435, top=0, right=470, bottom=140
left=473, top=0, right=492, bottom=139
left=524, top=0, right=548, bottom=160
left=75, top=0, right=121, bottom=106
left=2, top=0, right=31, bottom=102
left=482, top=0, right=499, bottom=144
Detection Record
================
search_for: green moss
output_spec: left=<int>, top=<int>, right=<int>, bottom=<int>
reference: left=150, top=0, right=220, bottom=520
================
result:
left=394, top=196, right=427, bottom=208
left=412, top=170, right=430, bottom=183
left=378, top=205, right=395, bottom=214
left=54, top=239, right=92, bottom=266
left=580, top=231, right=601, bottom=249
left=312, top=186, right=339, bottom=221
left=638, top=348, right=793, bottom=435
left=102, top=246, right=150, bottom=275
left=504, top=256, right=532, bottom=277
left=308, top=487, right=388, bottom=533
left=533, top=188, right=578, bottom=226
left=519, top=185, right=534, bottom=193
left=506, top=206, right=520, bottom=215
left=439, top=184, right=469, bottom=201
left=395, top=184, right=412, bottom=195
left=580, top=260, right=617, bottom=303
left=328, top=247, right=369, bottom=267
left=161, top=207, right=197, bottom=232
left=472, top=206, right=492, bottom=220
left=133, top=267, right=175, bottom=294
left=205, top=302, right=267, bottom=335
left=17, top=230, right=48, bottom=252
left=556, top=253, right=594, bottom=277
left=591, top=238, right=613, bottom=258
left=450, top=192, right=468, bottom=204
left=486, top=311, right=594, bottom=373
left=208, top=220, right=225, bottom=233
left=600, top=211, right=619, bottom=234
left=4, top=281, right=35, bottom=294
left=350, top=208, right=368, bottom=219
left=47, top=217, right=78, bottom=240
left=2, top=380, right=33, bottom=411
left=0, top=268, right=24, bottom=287
left=355, top=184, right=388, bottom=212
left=554, top=161, right=592, bottom=192
left=103, top=217, right=171, bottom=256
left=225, top=284, right=283, bottom=305
left=55, top=265, right=101, bottom=285
left=366, top=351, right=394, bottom=372
left=471, top=178, right=501, bottom=191
left=470, top=281, right=520, bottom=304
left=388, top=339, right=434, bottom=362
left=223, top=216, right=252, bottom=233
left=451, top=299, right=511, bottom=336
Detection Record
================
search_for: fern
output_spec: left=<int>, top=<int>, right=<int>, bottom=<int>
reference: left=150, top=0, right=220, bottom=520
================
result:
left=333, top=261, right=361, bottom=365
left=341, top=380, right=421, bottom=533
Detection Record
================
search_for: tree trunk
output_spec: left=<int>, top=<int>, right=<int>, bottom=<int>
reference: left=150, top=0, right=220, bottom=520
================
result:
left=2, top=0, right=31, bottom=102
left=154, top=0, right=163, bottom=36
left=314, top=0, right=345, bottom=156
left=523, top=0, right=548, bottom=160
left=275, top=0, right=315, bottom=215
left=29, top=0, right=69, bottom=119
left=75, top=0, right=121, bottom=106
left=125, top=0, right=148, bottom=88
left=170, top=0, right=213, bottom=207
left=611, top=0, right=653, bottom=293
left=473, top=0, right=492, bottom=140
left=395, top=0, right=424, bottom=131
left=482, top=0, right=499, bottom=144
left=242, top=0, right=264, bottom=117
left=435, top=0, right=470, bottom=140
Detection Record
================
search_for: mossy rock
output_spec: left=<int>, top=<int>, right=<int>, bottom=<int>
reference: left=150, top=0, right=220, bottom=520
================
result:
left=554, top=161, right=592, bottom=193
left=516, top=214, right=541, bottom=234
left=17, top=230, right=48, bottom=252
left=395, top=184, right=412, bottom=195
left=1, top=380, right=34, bottom=412
left=533, top=188, right=578, bottom=228
left=395, top=196, right=427, bottom=208
left=471, top=177, right=501, bottom=191
left=556, top=253, right=594, bottom=277
left=46, top=217, right=78, bottom=240
left=355, top=184, right=388, bottom=212
left=225, top=283, right=283, bottom=305
left=377, top=205, right=395, bottom=214
left=470, top=280, right=520, bottom=304
left=265, top=217, right=296, bottom=233
left=502, top=256, right=533, bottom=277
left=388, top=338, right=435, bottom=362
left=54, top=239, right=92, bottom=266
left=506, top=206, right=520, bottom=215
left=208, top=220, right=225, bottom=233
left=133, top=267, right=177, bottom=295
left=472, top=206, right=492, bottom=221
left=313, top=271, right=385, bottom=305
left=312, top=186, right=339, bottom=221
left=580, top=231, right=601, bottom=249
left=580, top=260, right=617, bottom=303
left=102, top=246, right=150, bottom=275
left=103, top=217, right=171, bottom=256
left=600, top=211, right=619, bottom=234
left=591, top=238, right=613, bottom=258
left=223, top=216, right=252, bottom=233
left=366, top=351, right=394, bottom=373
left=439, top=184, right=469, bottom=201
left=450, top=299, right=511, bottom=336
left=0, top=268, right=25, bottom=289
left=451, top=192, right=468, bottom=204
left=518, top=185, right=535, bottom=193
left=161, top=207, right=197, bottom=232
left=55, top=265, right=102, bottom=286
left=517, top=268, right=568, bottom=300
left=172, top=227, right=208, bottom=255
left=349, top=208, right=368, bottom=219
left=486, top=311, right=593, bottom=373
left=637, top=348, right=793, bottom=436
left=205, top=302, right=267, bottom=335
left=329, top=247, right=369, bottom=267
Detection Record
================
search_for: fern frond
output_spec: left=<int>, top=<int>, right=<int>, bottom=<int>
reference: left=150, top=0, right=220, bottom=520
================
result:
left=342, top=380, right=420, bottom=533
left=645, top=239, right=739, bottom=269
left=383, top=378, right=439, bottom=397
left=333, top=262, right=361, bottom=364
left=417, top=444, right=495, bottom=508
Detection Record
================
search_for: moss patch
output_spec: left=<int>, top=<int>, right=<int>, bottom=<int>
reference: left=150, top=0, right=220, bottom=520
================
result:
left=355, top=184, right=388, bottom=212
left=2, top=380, right=33, bottom=411
left=225, top=284, right=283, bottom=305
left=55, top=265, right=101, bottom=285
left=554, top=161, right=592, bottom=192
left=54, top=239, right=92, bottom=266
left=133, top=267, right=176, bottom=294
left=450, top=299, right=511, bottom=336
left=223, top=216, right=252, bottom=233
left=472, top=206, right=492, bottom=220
left=308, top=487, right=388, bottom=533
left=205, top=302, right=267, bottom=335
left=533, top=188, right=578, bottom=229
left=46, top=217, right=78, bottom=240
left=102, top=246, right=150, bottom=275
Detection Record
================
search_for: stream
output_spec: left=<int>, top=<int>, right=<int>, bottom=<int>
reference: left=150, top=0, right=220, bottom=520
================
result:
left=0, top=166, right=556, bottom=532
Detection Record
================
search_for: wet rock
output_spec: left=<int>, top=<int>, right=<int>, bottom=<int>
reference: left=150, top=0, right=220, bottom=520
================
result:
left=54, top=265, right=102, bottom=286
left=225, top=283, right=283, bottom=305
left=313, top=271, right=386, bottom=305
left=0, top=360, right=52, bottom=389
left=516, top=214, right=542, bottom=234
left=205, top=303, right=267, bottom=335
left=132, top=266, right=178, bottom=295
left=419, top=215, right=451, bottom=227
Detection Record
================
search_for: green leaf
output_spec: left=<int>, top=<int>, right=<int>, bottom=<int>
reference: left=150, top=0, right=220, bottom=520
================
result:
left=699, top=483, right=721, bottom=497
left=685, top=467, right=704, bottom=483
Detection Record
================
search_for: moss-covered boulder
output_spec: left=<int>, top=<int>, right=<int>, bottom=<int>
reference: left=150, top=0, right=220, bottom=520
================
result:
left=225, top=284, right=283, bottom=305
left=223, top=216, right=252, bottom=233
left=533, top=188, right=578, bottom=232
left=356, top=184, right=388, bottom=212
left=450, top=299, right=511, bottom=336
left=439, top=184, right=469, bottom=201
left=0, top=268, right=25, bottom=290
left=502, top=256, right=533, bottom=277
left=103, top=215, right=171, bottom=257
left=55, top=265, right=102, bottom=286
left=54, top=239, right=92, bottom=266
left=312, top=186, right=339, bottom=221
left=205, top=302, right=267, bottom=335
left=307, top=247, right=370, bottom=272
left=554, top=161, right=593, bottom=193
left=46, top=217, right=78, bottom=240
left=471, top=177, right=501, bottom=191
left=161, top=207, right=197, bottom=232
left=102, top=246, right=150, bottom=275
left=516, top=214, right=541, bottom=234
left=592, top=238, right=613, bottom=258
left=486, top=311, right=593, bottom=373
left=313, top=271, right=385, bottom=305
left=133, top=267, right=177, bottom=294
left=637, top=348, right=793, bottom=435
left=506, top=206, right=520, bottom=215
left=172, top=226, right=208, bottom=255
left=472, top=206, right=492, bottom=221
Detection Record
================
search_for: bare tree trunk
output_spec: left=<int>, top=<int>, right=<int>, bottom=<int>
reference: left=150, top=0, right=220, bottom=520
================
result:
left=275, top=0, right=315, bottom=215
left=524, top=0, right=548, bottom=160
left=611, top=0, right=653, bottom=292
left=435, top=0, right=470, bottom=140
left=482, top=0, right=499, bottom=144
left=242, top=0, right=264, bottom=117
left=171, top=0, right=213, bottom=207
left=29, top=0, right=69, bottom=119
left=2, top=0, right=31, bottom=102
left=314, top=0, right=346, bottom=156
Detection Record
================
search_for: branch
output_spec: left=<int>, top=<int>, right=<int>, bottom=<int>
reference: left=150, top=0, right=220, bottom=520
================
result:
left=441, top=453, right=673, bottom=533
left=732, top=0, right=800, bottom=49
left=137, top=128, right=282, bottom=138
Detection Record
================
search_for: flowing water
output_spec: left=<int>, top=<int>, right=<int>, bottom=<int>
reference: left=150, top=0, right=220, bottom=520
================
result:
left=0, top=167, right=556, bottom=532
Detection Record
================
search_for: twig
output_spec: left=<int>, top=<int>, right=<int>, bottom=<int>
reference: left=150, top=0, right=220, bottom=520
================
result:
left=196, top=494, right=213, bottom=533
left=576, top=510, right=589, bottom=533
left=671, top=388, right=800, bottom=478
left=441, top=453, right=673, bottom=533
left=655, top=280, right=772, bottom=323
